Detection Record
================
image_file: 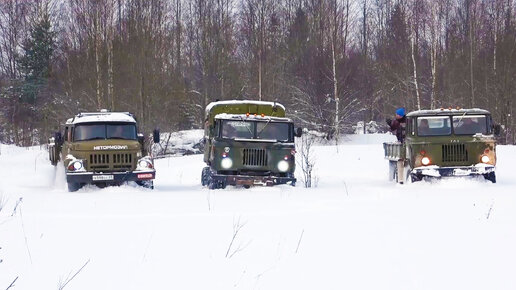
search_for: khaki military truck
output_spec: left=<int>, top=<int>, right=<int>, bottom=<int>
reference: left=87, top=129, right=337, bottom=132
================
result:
left=48, top=110, right=160, bottom=191
left=201, top=100, right=303, bottom=189
left=384, top=108, right=500, bottom=183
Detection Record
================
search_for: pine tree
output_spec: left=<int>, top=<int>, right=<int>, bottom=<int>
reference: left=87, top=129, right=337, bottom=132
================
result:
left=18, top=8, right=54, bottom=104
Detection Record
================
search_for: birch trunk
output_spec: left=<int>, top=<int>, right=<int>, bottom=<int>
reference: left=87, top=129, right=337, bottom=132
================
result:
left=94, top=10, right=102, bottom=110
left=411, top=33, right=421, bottom=110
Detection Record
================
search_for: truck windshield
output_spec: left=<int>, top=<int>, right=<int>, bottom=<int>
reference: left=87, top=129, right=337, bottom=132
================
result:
left=74, top=123, right=137, bottom=141
left=417, top=116, right=451, bottom=136
left=453, top=115, right=488, bottom=135
left=221, top=120, right=291, bottom=142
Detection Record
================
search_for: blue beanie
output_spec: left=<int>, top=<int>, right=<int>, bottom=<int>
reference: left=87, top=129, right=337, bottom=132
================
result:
left=396, top=107, right=406, bottom=116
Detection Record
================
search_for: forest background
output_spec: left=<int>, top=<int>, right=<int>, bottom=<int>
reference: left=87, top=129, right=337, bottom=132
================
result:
left=1, top=0, right=515, bottom=145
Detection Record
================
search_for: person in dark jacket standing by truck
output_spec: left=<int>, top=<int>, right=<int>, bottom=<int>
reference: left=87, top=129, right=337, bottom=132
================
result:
left=386, top=107, right=406, bottom=142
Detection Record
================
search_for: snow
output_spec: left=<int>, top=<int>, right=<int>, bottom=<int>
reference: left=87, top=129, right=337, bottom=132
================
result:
left=205, top=100, right=286, bottom=114
left=66, top=112, right=136, bottom=125
left=214, top=113, right=292, bottom=122
left=1, top=135, right=516, bottom=290
left=407, top=108, right=490, bottom=117
left=154, top=129, right=204, bottom=156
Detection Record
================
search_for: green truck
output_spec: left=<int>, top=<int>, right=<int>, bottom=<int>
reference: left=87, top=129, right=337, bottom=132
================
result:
left=49, top=110, right=160, bottom=191
left=201, top=100, right=302, bottom=189
left=384, top=108, right=500, bottom=183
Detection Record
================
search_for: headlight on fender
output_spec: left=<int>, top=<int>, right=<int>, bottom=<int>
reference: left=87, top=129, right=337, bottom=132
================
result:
left=68, top=160, right=85, bottom=172
left=421, top=157, right=431, bottom=166
left=221, top=158, right=233, bottom=169
left=481, top=155, right=490, bottom=163
left=137, top=158, right=153, bottom=170
left=277, top=160, right=289, bottom=172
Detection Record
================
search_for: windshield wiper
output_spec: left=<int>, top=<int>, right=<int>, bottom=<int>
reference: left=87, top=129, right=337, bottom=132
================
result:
left=256, top=119, right=272, bottom=138
left=237, top=118, right=254, bottom=136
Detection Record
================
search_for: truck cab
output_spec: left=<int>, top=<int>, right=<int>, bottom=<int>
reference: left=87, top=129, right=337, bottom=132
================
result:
left=384, top=108, right=499, bottom=183
left=202, top=100, right=302, bottom=189
left=49, top=111, right=159, bottom=191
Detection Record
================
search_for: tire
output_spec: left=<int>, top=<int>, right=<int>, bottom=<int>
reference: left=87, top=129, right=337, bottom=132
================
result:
left=201, top=167, right=210, bottom=186
left=483, top=172, right=496, bottom=183
left=67, top=182, right=82, bottom=192
left=208, top=180, right=218, bottom=190
left=137, top=180, right=154, bottom=189
left=209, top=179, right=226, bottom=190
left=410, top=171, right=423, bottom=183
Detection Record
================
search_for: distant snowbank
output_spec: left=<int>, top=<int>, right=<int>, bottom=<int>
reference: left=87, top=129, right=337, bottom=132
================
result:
left=153, top=129, right=204, bottom=156
left=341, top=133, right=396, bottom=145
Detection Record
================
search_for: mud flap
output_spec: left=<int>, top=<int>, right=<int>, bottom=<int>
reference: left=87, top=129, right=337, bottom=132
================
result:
left=388, top=161, right=397, bottom=181
left=396, top=160, right=405, bottom=184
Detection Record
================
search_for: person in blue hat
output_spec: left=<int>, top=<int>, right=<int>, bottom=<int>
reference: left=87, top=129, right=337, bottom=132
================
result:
left=386, top=107, right=406, bottom=142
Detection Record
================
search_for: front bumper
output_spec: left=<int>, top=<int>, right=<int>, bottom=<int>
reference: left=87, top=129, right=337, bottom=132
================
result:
left=66, top=170, right=155, bottom=184
left=412, top=164, right=495, bottom=178
left=211, top=173, right=296, bottom=186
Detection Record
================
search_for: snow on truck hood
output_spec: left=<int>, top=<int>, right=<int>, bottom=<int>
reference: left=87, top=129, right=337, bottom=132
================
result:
left=66, top=112, right=136, bottom=125
left=214, top=113, right=292, bottom=122
left=205, top=100, right=285, bottom=113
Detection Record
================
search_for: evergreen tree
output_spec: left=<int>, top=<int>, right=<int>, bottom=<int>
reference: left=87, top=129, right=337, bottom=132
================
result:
left=18, top=8, right=54, bottom=104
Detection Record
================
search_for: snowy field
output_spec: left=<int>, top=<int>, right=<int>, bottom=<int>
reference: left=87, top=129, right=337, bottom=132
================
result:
left=1, top=134, right=516, bottom=290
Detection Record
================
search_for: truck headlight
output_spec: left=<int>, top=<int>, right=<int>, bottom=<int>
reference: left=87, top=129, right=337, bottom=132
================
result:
left=137, top=159, right=153, bottom=170
left=221, top=158, right=233, bottom=169
left=421, top=157, right=431, bottom=166
left=481, top=155, right=490, bottom=163
left=68, top=160, right=84, bottom=172
left=277, top=160, right=289, bottom=172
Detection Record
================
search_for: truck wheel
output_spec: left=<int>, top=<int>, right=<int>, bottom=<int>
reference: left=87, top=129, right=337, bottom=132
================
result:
left=208, top=180, right=218, bottom=190
left=67, top=182, right=82, bottom=192
left=410, top=173, right=423, bottom=183
left=137, top=180, right=154, bottom=189
left=201, top=167, right=210, bottom=186
left=209, top=179, right=226, bottom=190
left=483, top=172, right=496, bottom=183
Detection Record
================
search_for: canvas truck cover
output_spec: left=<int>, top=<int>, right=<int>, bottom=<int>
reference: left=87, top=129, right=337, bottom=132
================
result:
left=205, top=100, right=286, bottom=126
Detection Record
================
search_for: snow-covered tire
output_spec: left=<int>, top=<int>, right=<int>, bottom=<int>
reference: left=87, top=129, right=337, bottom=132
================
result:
left=201, top=167, right=210, bottom=186
left=67, top=182, right=82, bottom=192
left=137, top=180, right=154, bottom=189
left=483, top=172, right=496, bottom=183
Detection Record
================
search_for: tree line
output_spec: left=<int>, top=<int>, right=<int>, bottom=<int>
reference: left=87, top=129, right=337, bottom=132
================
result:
left=1, top=0, right=515, bottom=145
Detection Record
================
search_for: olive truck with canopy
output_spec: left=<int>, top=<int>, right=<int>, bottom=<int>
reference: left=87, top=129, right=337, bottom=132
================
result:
left=383, top=108, right=500, bottom=183
left=48, top=110, right=160, bottom=191
left=201, top=100, right=302, bottom=189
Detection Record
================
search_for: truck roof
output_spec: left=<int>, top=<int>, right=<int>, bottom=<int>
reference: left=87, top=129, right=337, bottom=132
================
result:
left=66, top=111, right=136, bottom=125
left=407, top=108, right=491, bottom=117
left=205, top=100, right=286, bottom=125
left=214, top=113, right=292, bottom=123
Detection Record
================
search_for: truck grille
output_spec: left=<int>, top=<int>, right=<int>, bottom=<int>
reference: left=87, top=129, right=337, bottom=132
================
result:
left=89, top=153, right=133, bottom=171
left=442, top=144, right=468, bottom=163
left=243, top=148, right=268, bottom=167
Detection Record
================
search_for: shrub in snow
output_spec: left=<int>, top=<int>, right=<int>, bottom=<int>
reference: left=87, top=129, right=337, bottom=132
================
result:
left=296, top=129, right=320, bottom=188
left=353, top=120, right=385, bottom=134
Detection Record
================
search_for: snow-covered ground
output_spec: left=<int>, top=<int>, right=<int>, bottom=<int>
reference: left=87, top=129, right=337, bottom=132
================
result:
left=1, top=134, right=516, bottom=290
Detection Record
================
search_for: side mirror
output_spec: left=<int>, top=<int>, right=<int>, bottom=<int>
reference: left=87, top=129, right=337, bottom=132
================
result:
left=137, top=133, right=145, bottom=145
left=295, top=127, right=303, bottom=137
left=54, top=132, right=63, bottom=146
left=494, top=124, right=501, bottom=136
left=153, top=128, right=160, bottom=144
